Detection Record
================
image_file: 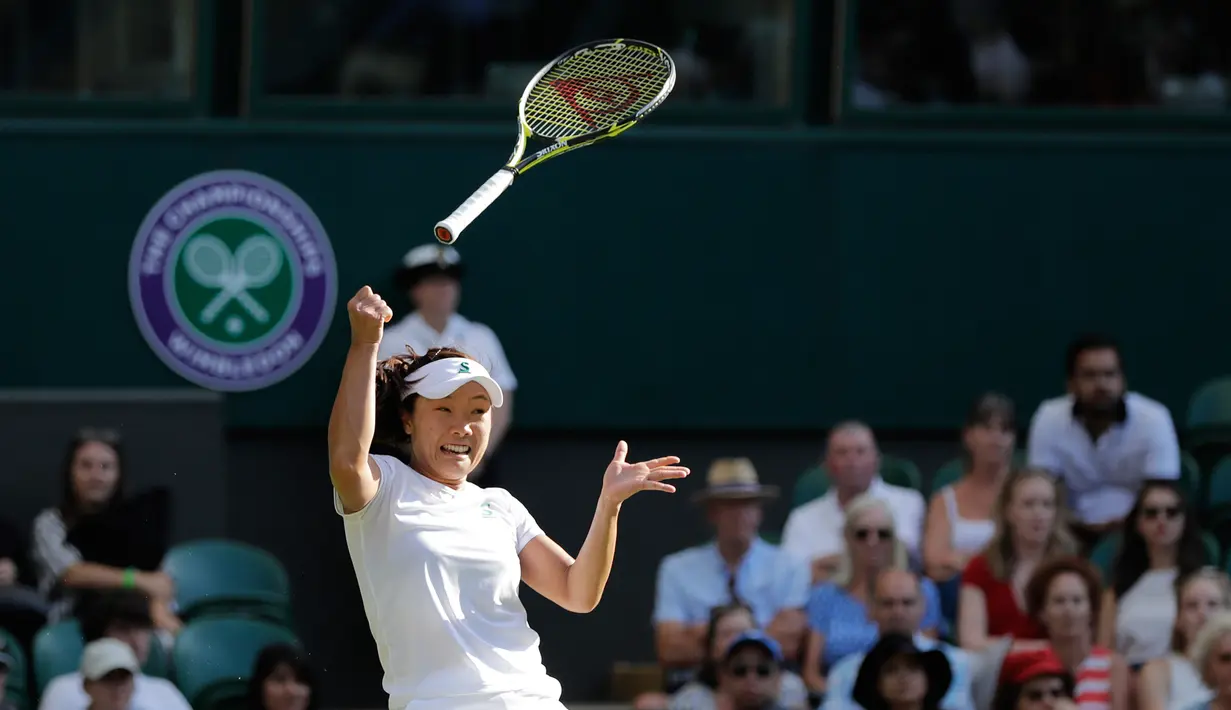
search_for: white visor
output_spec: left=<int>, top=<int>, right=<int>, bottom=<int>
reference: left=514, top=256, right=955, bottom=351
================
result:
left=403, top=358, right=504, bottom=407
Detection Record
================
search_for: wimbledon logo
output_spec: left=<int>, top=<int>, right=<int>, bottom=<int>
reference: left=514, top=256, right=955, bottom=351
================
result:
left=128, top=170, right=338, bottom=392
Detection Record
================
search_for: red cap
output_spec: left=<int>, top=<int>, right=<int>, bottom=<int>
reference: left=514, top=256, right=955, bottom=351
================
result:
left=999, top=648, right=1067, bottom=685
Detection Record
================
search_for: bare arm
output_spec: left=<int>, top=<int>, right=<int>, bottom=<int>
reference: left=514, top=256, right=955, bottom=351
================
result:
left=1136, top=658, right=1169, bottom=710
left=958, top=584, right=993, bottom=650
left=328, top=343, right=382, bottom=513
left=520, top=499, right=620, bottom=613
left=766, top=609, right=807, bottom=661
left=923, top=492, right=964, bottom=580
left=801, top=630, right=827, bottom=693
left=1096, top=589, right=1117, bottom=649
left=654, top=622, right=707, bottom=667
left=1109, top=653, right=1129, bottom=710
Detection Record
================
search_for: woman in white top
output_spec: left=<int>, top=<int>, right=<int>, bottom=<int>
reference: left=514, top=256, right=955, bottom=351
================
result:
left=1097, top=481, right=1206, bottom=667
left=922, top=393, right=1014, bottom=583
left=328, top=287, right=690, bottom=710
left=1137, top=568, right=1231, bottom=710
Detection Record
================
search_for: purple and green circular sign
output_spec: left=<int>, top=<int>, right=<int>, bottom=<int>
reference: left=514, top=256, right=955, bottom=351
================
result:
left=129, top=170, right=337, bottom=392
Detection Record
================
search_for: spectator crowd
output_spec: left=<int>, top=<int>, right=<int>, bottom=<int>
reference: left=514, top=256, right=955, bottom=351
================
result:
left=641, top=335, right=1231, bottom=710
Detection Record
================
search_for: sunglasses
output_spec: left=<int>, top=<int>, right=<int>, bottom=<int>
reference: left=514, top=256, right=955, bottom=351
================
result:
left=854, top=527, right=894, bottom=542
left=1023, top=687, right=1066, bottom=702
left=1141, top=505, right=1182, bottom=521
left=729, top=663, right=773, bottom=679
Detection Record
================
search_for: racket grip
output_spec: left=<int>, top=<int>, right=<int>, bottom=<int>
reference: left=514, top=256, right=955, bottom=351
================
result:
left=434, top=169, right=516, bottom=245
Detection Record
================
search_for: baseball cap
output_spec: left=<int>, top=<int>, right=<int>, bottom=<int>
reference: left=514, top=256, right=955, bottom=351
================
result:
left=80, top=638, right=140, bottom=681
left=724, top=630, right=784, bottom=664
left=999, top=647, right=1068, bottom=685
left=403, top=357, right=504, bottom=407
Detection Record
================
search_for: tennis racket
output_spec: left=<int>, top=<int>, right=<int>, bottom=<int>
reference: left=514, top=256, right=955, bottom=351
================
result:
left=434, top=38, right=676, bottom=245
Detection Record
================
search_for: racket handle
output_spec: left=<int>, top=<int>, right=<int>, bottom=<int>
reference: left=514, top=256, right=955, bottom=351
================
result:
left=434, top=169, right=516, bottom=245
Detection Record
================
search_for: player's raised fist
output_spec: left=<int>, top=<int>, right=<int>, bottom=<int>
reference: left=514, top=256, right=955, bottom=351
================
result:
left=347, top=286, right=393, bottom=345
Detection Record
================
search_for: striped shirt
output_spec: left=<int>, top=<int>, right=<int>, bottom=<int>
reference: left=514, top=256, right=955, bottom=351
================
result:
left=29, top=508, right=82, bottom=621
left=1074, top=646, right=1114, bottom=710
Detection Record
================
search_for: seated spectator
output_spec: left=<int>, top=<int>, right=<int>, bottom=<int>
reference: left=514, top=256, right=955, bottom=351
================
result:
left=992, top=647, right=1078, bottom=710
left=655, top=603, right=807, bottom=710
left=1027, top=335, right=1180, bottom=551
left=654, top=458, right=809, bottom=678
left=1137, top=568, right=1230, bottom=710
left=0, top=641, right=17, bottom=710
left=823, top=569, right=972, bottom=710
left=1018, top=556, right=1128, bottom=710
left=77, top=639, right=138, bottom=710
left=30, top=429, right=180, bottom=631
left=1188, top=610, right=1231, bottom=710
left=0, top=514, right=47, bottom=655
left=38, top=589, right=190, bottom=710
left=802, top=496, right=943, bottom=695
left=923, top=393, right=1014, bottom=620
left=715, top=631, right=793, bottom=710
left=850, top=633, right=954, bottom=710
left=959, top=469, right=1075, bottom=650
left=783, top=422, right=925, bottom=583
left=1097, top=480, right=1206, bottom=667
left=248, top=642, right=318, bottom=710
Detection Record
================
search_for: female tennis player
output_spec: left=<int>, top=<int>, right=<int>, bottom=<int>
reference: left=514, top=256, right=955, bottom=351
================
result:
left=328, top=286, right=689, bottom=710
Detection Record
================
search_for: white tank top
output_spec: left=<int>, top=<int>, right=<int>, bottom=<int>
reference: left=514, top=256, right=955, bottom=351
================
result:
left=335, top=455, right=565, bottom=710
left=942, top=486, right=995, bottom=555
left=1166, top=654, right=1211, bottom=710
left=1115, top=569, right=1178, bottom=664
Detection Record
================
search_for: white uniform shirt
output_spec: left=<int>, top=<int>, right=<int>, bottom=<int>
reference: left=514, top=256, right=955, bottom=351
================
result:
left=1027, top=392, right=1180, bottom=524
left=378, top=313, right=518, bottom=391
left=38, top=671, right=192, bottom=710
left=779, top=478, right=926, bottom=564
left=335, top=455, right=564, bottom=710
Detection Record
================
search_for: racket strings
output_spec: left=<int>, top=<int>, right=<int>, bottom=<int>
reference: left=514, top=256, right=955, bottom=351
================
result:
left=525, top=46, right=671, bottom=140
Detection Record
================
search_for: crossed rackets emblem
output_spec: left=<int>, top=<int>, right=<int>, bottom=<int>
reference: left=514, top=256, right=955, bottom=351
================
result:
left=182, top=234, right=283, bottom=325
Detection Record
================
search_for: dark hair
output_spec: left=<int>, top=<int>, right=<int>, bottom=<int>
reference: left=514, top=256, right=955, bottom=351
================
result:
left=246, top=642, right=319, bottom=710
left=696, top=602, right=754, bottom=688
left=59, top=428, right=125, bottom=525
left=78, top=589, right=152, bottom=642
left=1112, top=480, right=1205, bottom=599
left=1065, top=334, right=1121, bottom=378
left=965, top=392, right=1016, bottom=431
left=1025, top=556, right=1103, bottom=634
left=991, top=674, right=1076, bottom=710
left=373, top=346, right=475, bottom=457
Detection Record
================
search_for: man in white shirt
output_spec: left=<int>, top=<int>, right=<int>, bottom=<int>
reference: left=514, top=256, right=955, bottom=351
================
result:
left=38, top=590, right=191, bottom=710
left=780, top=422, right=925, bottom=582
left=1027, top=334, right=1180, bottom=550
left=379, top=243, right=517, bottom=484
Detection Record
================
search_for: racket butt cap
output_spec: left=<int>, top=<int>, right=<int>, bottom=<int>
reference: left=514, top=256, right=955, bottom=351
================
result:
left=434, top=224, right=456, bottom=245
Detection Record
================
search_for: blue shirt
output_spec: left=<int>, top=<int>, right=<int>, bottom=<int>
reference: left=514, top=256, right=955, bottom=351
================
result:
left=653, top=538, right=810, bottom=627
left=806, top=579, right=943, bottom=670
left=820, top=634, right=972, bottom=710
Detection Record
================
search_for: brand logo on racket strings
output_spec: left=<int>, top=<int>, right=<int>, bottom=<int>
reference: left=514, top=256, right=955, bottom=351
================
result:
left=128, top=170, right=338, bottom=392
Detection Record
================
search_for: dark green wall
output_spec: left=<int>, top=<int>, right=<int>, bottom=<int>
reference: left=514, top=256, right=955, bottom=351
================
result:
left=2, top=123, right=1226, bottom=428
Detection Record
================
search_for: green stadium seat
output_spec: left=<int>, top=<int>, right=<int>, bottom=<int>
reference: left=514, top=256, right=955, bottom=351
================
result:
left=1182, top=451, right=1202, bottom=499
left=32, top=619, right=170, bottom=697
left=173, top=616, right=299, bottom=710
left=1188, top=377, right=1231, bottom=446
left=1, top=626, right=28, bottom=709
left=791, top=466, right=829, bottom=509
left=1208, top=457, right=1231, bottom=511
left=791, top=455, right=924, bottom=509
left=1203, top=531, right=1221, bottom=567
left=163, top=540, right=290, bottom=623
left=929, top=459, right=965, bottom=496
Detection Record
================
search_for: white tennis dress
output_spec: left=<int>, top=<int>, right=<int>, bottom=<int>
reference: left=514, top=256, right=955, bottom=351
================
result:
left=336, top=454, right=566, bottom=710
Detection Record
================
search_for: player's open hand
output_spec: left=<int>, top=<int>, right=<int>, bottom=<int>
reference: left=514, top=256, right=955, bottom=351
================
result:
left=600, top=441, right=689, bottom=506
left=348, top=286, right=392, bottom=345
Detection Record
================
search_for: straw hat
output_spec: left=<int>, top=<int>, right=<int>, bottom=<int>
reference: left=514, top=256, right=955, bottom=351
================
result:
left=691, top=458, right=779, bottom=503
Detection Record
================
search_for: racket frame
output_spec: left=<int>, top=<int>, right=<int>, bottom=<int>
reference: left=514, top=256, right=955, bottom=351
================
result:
left=434, top=39, right=676, bottom=244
